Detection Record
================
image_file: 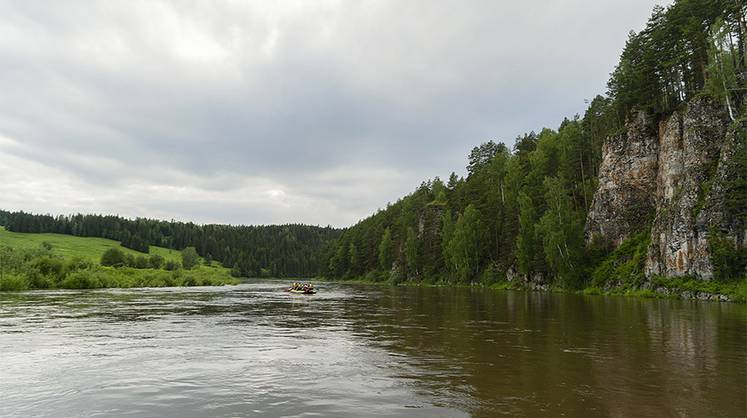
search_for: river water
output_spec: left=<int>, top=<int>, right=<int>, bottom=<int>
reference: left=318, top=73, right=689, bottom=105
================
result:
left=1, top=281, right=745, bottom=417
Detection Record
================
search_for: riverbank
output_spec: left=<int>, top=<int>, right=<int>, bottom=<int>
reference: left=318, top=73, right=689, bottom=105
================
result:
left=0, top=265, right=239, bottom=291
left=0, top=237, right=239, bottom=291
left=319, top=275, right=747, bottom=303
left=506, top=276, right=747, bottom=303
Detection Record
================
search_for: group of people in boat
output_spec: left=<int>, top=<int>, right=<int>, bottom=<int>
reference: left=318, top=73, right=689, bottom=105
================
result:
left=287, top=282, right=315, bottom=293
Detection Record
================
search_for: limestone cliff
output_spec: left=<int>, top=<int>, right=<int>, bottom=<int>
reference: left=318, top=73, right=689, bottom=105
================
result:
left=586, top=98, right=745, bottom=280
left=645, top=100, right=727, bottom=279
left=585, top=111, right=658, bottom=246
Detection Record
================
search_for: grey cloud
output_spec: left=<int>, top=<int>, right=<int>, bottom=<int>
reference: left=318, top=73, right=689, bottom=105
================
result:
left=0, top=0, right=667, bottom=226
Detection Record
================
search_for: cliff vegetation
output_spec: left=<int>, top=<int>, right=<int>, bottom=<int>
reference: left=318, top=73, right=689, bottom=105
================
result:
left=321, top=0, right=747, bottom=300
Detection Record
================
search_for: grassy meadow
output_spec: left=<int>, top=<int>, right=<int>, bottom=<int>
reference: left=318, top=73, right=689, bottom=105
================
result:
left=0, top=227, right=238, bottom=290
left=0, top=226, right=181, bottom=262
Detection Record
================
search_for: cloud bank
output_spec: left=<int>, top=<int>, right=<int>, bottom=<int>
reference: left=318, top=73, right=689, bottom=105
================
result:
left=0, top=0, right=665, bottom=226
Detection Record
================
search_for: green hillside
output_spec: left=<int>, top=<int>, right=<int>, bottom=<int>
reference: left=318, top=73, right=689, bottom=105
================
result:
left=0, top=226, right=181, bottom=263
left=0, top=226, right=238, bottom=290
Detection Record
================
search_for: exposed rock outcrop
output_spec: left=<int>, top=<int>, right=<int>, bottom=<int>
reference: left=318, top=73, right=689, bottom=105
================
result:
left=585, top=111, right=659, bottom=246
left=645, top=99, right=727, bottom=279
left=586, top=98, right=744, bottom=280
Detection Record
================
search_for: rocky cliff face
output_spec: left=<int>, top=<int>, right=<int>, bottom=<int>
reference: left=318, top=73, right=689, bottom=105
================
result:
left=644, top=100, right=727, bottom=279
left=587, top=98, right=742, bottom=280
left=585, top=111, right=659, bottom=246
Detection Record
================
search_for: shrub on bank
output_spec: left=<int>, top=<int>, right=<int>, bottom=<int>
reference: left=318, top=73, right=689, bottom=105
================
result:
left=0, top=273, right=29, bottom=291
left=0, top=244, right=238, bottom=291
left=591, top=231, right=650, bottom=289
left=55, top=266, right=238, bottom=289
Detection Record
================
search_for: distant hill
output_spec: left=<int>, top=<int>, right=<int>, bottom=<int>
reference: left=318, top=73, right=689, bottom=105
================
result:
left=0, top=210, right=342, bottom=278
left=0, top=225, right=238, bottom=291
left=0, top=226, right=181, bottom=263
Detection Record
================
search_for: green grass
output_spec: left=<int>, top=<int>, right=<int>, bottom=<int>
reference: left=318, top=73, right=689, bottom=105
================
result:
left=58, top=266, right=238, bottom=289
left=0, top=226, right=237, bottom=290
left=0, top=226, right=182, bottom=263
left=591, top=230, right=650, bottom=289
left=0, top=273, right=28, bottom=291
left=0, top=266, right=238, bottom=291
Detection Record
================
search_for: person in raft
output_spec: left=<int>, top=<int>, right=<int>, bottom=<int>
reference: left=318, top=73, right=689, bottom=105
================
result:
left=288, top=282, right=314, bottom=292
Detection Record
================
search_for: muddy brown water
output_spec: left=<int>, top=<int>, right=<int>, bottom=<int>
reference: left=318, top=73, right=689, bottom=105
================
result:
left=1, top=281, right=745, bottom=417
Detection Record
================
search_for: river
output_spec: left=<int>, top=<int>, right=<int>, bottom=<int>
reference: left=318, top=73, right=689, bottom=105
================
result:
left=1, top=281, right=745, bottom=417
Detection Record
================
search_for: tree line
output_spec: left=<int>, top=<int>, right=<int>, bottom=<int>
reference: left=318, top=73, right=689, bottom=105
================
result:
left=609, top=0, right=747, bottom=120
left=0, top=211, right=341, bottom=278
left=321, top=120, right=610, bottom=286
left=321, top=0, right=747, bottom=286
left=2, top=0, right=745, bottom=284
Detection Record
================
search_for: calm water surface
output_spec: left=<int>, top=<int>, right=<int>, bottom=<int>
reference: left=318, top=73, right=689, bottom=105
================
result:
left=1, top=281, right=745, bottom=417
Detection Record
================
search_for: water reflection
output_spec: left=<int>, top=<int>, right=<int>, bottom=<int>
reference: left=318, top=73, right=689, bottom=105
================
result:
left=1, top=282, right=745, bottom=417
left=336, top=285, right=747, bottom=417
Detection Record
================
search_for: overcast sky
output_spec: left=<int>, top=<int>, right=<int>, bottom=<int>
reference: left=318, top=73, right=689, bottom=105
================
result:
left=0, top=0, right=666, bottom=227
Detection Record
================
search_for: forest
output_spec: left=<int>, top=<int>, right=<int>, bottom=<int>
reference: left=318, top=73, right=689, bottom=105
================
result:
left=2, top=0, right=746, bottom=293
left=0, top=210, right=340, bottom=278
left=320, top=0, right=747, bottom=291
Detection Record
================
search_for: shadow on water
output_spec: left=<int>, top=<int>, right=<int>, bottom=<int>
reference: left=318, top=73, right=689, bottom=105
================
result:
left=1, top=282, right=745, bottom=417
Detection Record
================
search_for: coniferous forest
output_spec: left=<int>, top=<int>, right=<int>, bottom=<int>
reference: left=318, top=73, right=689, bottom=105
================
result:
left=320, top=0, right=747, bottom=291
left=0, top=210, right=339, bottom=278
left=2, top=0, right=747, bottom=293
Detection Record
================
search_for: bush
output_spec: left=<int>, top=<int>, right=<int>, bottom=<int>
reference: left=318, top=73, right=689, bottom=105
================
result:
left=134, top=255, right=150, bottom=269
left=61, top=269, right=101, bottom=289
left=101, top=248, right=126, bottom=267
left=164, top=260, right=180, bottom=271
left=149, top=255, right=165, bottom=269
left=732, top=281, right=747, bottom=303
left=591, top=231, right=650, bottom=289
left=181, top=247, right=199, bottom=270
left=31, top=256, right=66, bottom=285
left=65, top=257, right=93, bottom=272
left=183, top=275, right=201, bottom=286
left=0, top=244, right=237, bottom=290
left=479, top=262, right=503, bottom=285
left=27, top=270, right=55, bottom=289
left=0, top=273, right=29, bottom=291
